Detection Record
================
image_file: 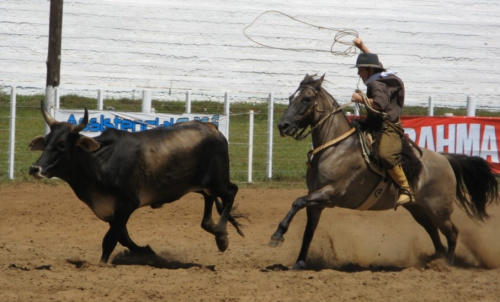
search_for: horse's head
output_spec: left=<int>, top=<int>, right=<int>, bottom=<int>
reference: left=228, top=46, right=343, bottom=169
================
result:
left=277, top=74, right=326, bottom=138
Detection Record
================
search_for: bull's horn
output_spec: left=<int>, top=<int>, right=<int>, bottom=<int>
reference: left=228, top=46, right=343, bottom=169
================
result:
left=71, top=108, right=89, bottom=133
left=41, top=100, right=57, bottom=127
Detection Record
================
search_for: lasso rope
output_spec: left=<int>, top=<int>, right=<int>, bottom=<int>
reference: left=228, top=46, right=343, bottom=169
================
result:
left=243, top=10, right=359, bottom=57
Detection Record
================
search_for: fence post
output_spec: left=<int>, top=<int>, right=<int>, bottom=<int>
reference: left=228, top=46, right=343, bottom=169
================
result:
left=224, top=92, right=230, bottom=142
left=142, top=89, right=152, bottom=113
left=54, top=87, right=60, bottom=110
left=266, top=93, right=274, bottom=179
left=248, top=110, right=254, bottom=183
left=97, top=89, right=104, bottom=110
left=8, top=87, right=17, bottom=180
left=354, top=104, right=360, bottom=116
left=467, top=96, right=476, bottom=117
left=44, top=86, right=56, bottom=134
left=185, top=91, right=191, bottom=114
left=428, top=96, right=434, bottom=116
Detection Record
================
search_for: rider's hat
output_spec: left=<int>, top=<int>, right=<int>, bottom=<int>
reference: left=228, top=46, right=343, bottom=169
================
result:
left=354, top=53, right=385, bottom=70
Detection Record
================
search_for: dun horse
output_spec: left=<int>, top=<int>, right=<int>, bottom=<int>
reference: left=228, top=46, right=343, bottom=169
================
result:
left=270, top=74, right=498, bottom=269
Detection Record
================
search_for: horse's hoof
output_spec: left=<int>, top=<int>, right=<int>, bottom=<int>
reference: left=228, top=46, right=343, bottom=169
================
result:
left=215, top=234, right=229, bottom=252
left=292, top=260, right=306, bottom=270
left=269, top=236, right=284, bottom=247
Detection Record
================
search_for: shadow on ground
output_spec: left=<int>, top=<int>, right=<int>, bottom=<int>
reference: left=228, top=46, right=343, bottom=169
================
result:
left=111, top=250, right=215, bottom=271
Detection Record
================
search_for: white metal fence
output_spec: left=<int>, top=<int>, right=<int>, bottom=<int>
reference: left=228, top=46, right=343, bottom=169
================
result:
left=0, top=85, right=488, bottom=186
left=0, top=86, right=312, bottom=186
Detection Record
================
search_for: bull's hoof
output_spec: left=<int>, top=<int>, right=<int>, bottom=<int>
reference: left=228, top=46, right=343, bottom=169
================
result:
left=292, top=260, right=306, bottom=270
left=269, top=235, right=284, bottom=247
left=215, top=234, right=229, bottom=252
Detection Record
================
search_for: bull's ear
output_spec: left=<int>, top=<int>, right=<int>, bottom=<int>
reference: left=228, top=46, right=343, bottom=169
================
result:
left=29, top=135, right=45, bottom=151
left=76, top=136, right=100, bottom=152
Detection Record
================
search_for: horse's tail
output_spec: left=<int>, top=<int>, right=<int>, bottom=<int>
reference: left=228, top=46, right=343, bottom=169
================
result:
left=444, top=153, right=499, bottom=221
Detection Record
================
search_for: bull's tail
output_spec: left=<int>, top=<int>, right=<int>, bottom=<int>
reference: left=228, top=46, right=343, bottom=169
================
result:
left=444, top=153, right=499, bottom=221
left=214, top=197, right=249, bottom=237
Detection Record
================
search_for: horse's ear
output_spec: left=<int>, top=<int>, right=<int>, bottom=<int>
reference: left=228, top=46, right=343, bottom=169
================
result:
left=318, top=74, right=325, bottom=85
left=312, top=74, right=325, bottom=90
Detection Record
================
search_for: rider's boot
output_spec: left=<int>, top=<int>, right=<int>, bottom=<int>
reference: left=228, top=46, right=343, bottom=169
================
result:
left=387, top=163, right=413, bottom=209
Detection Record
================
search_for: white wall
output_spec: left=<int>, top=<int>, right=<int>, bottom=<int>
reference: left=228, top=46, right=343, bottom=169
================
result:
left=1, top=0, right=499, bottom=108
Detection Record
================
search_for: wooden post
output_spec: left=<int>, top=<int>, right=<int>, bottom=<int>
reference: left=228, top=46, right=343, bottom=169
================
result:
left=46, top=0, right=63, bottom=88
left=45, top=0, right=64, bottom=133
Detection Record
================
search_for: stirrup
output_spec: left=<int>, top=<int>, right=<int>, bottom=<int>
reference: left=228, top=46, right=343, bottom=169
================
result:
left=394, top=188, right=413, bottom=210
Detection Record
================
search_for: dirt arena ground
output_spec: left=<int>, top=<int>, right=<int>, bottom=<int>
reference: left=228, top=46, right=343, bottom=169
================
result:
left=1, top=183, right=499, bottom=302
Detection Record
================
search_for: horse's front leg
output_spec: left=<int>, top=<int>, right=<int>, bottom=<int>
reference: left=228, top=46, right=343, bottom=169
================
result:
left=293, top=206, right=323, bottom=270
left=269, top=187, right=334, bottom=248
left=269, top=196, right=308, bottom=247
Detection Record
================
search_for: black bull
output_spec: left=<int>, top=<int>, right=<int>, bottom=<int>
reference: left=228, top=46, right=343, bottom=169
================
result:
left=29, top=102, right=243, bottom=264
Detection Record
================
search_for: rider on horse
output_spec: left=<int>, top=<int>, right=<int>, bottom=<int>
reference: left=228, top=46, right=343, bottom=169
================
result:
left=350, top=37, right=413, bottom=207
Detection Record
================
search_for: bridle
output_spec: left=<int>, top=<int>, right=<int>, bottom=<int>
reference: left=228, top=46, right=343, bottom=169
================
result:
left=291, top=85, right=353, bottom=141
left=289, top=84, right=357, bottom=166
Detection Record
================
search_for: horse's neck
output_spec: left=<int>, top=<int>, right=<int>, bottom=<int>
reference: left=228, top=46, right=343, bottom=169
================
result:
left=311, top=103, right=352, bottom=148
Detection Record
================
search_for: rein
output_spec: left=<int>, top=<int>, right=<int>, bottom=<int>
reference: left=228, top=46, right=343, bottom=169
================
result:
left=306, top=127, right=356, bottom=166
left=294, top=103, right=352, bottom=140
left=293, top=87, right=353, bottom=141
left=290, top=85, right=356, bottom=165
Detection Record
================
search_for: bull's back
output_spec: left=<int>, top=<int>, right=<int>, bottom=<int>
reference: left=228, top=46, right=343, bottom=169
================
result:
left=140, top=120, right=225, bottom=160
left=134, top=121, right=228, bottom=206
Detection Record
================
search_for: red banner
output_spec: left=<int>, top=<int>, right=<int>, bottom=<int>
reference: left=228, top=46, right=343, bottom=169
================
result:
left=401, top=116, right=500, bottom=174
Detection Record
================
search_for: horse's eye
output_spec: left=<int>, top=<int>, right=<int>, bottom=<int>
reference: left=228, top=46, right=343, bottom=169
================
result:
left=303, top=97, right=311, bottom=104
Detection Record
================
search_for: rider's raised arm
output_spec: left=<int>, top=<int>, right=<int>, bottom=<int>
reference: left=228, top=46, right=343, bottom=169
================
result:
left=353, top=37, right=370, bottom=53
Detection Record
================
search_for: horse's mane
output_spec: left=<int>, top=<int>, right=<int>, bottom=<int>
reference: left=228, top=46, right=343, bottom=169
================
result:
left=299, top=74, right=319, bottom=86
left=299, top=74, right=351, bottom=125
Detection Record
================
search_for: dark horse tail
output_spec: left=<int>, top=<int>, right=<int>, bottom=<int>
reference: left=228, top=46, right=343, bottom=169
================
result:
left=444, top=153, right=499, bottom=221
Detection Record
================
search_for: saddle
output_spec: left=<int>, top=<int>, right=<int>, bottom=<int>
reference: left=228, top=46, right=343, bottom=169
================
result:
left=351, top=114, right=423, bottom=210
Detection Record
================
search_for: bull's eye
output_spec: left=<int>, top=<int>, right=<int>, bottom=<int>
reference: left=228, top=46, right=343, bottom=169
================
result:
left=56, top=141, right=66, bottom=152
